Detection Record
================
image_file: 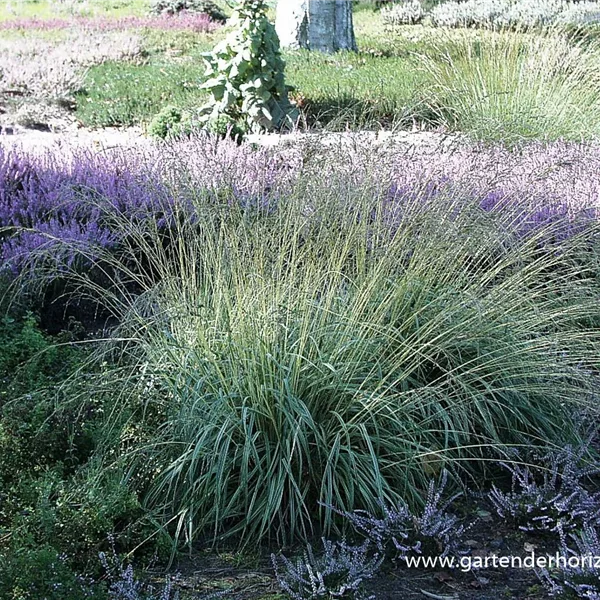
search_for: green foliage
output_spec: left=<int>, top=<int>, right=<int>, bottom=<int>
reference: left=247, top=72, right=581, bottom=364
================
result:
left=0, top=302, right=93, bottom=484
left=75, top=61, right=206, bottom=128
left=0, top=392, right=93, bottom=483
left=0, top=390, right=154, bottom=598
left=148, top=105, right=190, bottom=138
left=148, top=105, right=247, bottom=141
left=205, top=113, right=246, bottom=140
left=76, top=47, right=432, bottom=131
left=0, top=312, right=153, bottom=592
left=0, top=312, right=83, bottom=396
left=0, top=313, right=49, bottom=379
left=284, top=49, right=434, bottom=129
left=199, top=0, right=298, bottom=133
left=0, top=365, right=147, bottom=570
left=0, top=545, right=104, bottom=600
left=150, top=0, right=228, bottom=22
left=5, top=468, right=145, bottom=558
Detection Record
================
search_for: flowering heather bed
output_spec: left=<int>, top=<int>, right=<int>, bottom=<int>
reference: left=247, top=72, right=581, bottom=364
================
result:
left=383, top=0, right=600, bottom=28
left=0, top=12, right=219, bottom=33
left=0, top=137, right=303, bottom=271
left=0, top=31, right=143, bottom=99
left=1, top=136, right=599, bottom=273
left=489, top=444, right=600, bottom=537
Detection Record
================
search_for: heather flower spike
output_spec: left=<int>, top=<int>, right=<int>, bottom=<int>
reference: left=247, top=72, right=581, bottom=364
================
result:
left=272, top=538, right=382, bottom=600
left=325, top=471, right=466, bottom=561
left=489, top=444, right=600, bottom=537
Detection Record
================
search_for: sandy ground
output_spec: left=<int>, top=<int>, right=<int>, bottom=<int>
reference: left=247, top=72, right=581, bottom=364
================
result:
left=0, top=124, right=466, bottom=155
left=0, top=124, right=149, bottom=152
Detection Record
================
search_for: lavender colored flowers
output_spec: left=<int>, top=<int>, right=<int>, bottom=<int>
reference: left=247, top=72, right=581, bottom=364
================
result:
left=0, top=13, right=219, bottom=33
left=272, top=539, right=382, bottom=600
left=1, top=136, right=598, bottom=279
left=537, top=525, right=600, bottom=599
left=489, top=445, right=600, bottom=538
left=0, top=137, right=302, bottom=274
left=0, top=147, right=161, bottom=271
left=99, top=548, right=180, bottom=600
left=328, top=472, right=466, bottom=561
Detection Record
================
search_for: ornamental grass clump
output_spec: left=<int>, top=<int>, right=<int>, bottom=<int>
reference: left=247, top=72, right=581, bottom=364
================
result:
left=4, top=138, right=600, bottom=546
left=422, top=28, right=600, bottom=143
left=198, top=0, right=298, bottom=134
left=47, top=156, right=599, bottom=547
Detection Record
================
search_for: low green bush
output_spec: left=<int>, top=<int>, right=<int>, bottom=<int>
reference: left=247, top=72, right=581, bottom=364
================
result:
left=150, top=0, right=228, bottom=22
left=0, top=311, right=159, bottom=597
left=5, top=467, right=145, bottom=557
left=148, top=104, right=190, bottom=138
left=0, top=312, right=83, bottom=397
left=0, top=545, right=104, bottom=600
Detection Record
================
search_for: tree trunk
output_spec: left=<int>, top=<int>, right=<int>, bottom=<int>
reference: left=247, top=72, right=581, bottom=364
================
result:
left=276, top=0, right=357, bottom=53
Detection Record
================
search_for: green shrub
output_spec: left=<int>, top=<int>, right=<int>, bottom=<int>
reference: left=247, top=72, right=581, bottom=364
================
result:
left=0, top=392, right=95, bottom=483
left=0, top=313, right=50, bottom=380
left=205, top=113, right=246, bottom=140
left=148, top=105, right=247, bottom=140
left=148, top=105, right=190, bottom=138
left=150, top=0, right=228, bottom=22
left=5, top=468, right=145, bottom=558
left=0, top=374, right=149, bottom=570
left=0, top=312, right=83, bottom=396
left=0, top=545, right=103, bottom=600
left=0, top=314, right=154, bottom=574
left=58, top=180, right=599, bottom=546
